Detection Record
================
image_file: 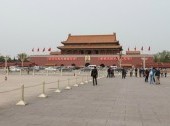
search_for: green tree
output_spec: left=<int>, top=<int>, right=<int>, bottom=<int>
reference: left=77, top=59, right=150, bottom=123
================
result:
left=154, top=50, right=170, bottom=63
left=0, top=56, right=11, bottom=62
left=17, top=53, right=28, bottom=67
left=0, top=56, right=5, bottom=62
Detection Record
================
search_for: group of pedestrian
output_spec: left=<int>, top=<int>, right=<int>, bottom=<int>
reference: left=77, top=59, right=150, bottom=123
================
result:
left=90, top=66, right=168, bottom=86
left=160, top=68, right=168, bottom=77
left=107, top=67, right=115, bottom=78
left=146, top=67, right=161, bottom=84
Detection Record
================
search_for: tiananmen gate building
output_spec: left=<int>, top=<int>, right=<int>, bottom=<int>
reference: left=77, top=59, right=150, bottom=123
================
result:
left=29, top=33, right=162, bottom=68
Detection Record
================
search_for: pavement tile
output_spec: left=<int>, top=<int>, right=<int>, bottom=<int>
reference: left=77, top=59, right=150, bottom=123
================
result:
left=0, top=76, right=170, bottom=126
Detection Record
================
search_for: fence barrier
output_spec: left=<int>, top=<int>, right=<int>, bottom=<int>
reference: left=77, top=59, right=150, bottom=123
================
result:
left=0, top=69, right=106, bottom=107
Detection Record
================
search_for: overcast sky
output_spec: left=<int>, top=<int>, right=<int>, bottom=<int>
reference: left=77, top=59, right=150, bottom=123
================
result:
left=0, top=0, right=170, bottom=58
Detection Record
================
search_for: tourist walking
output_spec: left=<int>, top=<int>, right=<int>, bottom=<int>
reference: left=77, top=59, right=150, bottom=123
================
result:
left=160, top=68, right=164, bottom=77
left=122, top=67, right=126, bottom=79
left=155, top=68, right=160, bottom=84
left=107, top=67, right=111, bottom=78
left=139, top=68, right=142, bottom=77
left=135, top=68, right=138, bottom=77
left=110, top=68, right=115, bottom=78
left=130, top=69, right=133, bottom=77
left=164, top=68, right=167, bottom=77
left=91, top=66, right=98, bottom=86
left=144, top=69, right=149, bottom=82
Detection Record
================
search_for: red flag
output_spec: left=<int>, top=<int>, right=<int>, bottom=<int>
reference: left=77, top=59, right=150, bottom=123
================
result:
left=32, top=48, right=34, bottom=52
left=148, top=46, right=150, bottom=51
left=43, top=48, right=45, bottom=52
left=48, top=48, right=51, bottom=51
left=134, top=47, right=136, bottom=51
left=37, top=48, right=39, bottom=52
left=141, top=46, right=143, bottom=51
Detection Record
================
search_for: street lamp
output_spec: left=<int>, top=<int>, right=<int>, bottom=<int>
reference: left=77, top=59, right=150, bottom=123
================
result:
left=4, top=56, right=9, bottom=70
left=119, top=50, right=122, bottom=68
left=141, top=54, right=147, bottom=69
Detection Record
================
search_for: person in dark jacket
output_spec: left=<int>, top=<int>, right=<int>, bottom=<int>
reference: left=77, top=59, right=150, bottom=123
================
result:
left=155, top=68, right=160, bottom=84
left=107, top=67, right=111, bottom=78
left=91, top=67, right=98, bottom=86
left=135, top=68, right=138, bottom=77
left=144, top=69, right=149, bottom=82
left=122, top=67, right=126, bottom=79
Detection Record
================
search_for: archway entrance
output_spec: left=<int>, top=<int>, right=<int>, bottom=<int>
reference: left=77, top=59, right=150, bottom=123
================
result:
left=100, top=64, right=105, bottom=68
left=85, top=63, right=90, bottom=67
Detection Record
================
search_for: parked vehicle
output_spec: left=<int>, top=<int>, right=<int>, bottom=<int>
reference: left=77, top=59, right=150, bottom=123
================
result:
left=81, top=67, right=92, bottom=72
left=9, top=66, right=21, bottom=72
left=45, top=67, right=57, bottom=71
left=110, top=66, right=117, bottom=70
left=88, top=65, right=96, bottom=69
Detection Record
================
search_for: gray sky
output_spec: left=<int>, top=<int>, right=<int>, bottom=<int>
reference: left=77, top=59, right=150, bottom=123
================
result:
left=0, top=0, right=170, bottom=58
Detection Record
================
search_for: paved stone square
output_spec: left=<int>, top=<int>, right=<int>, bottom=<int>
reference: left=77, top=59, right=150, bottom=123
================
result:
left=0, top=76, right=170, bottom=126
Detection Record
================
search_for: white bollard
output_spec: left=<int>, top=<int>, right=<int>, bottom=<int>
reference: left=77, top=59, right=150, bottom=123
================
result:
left=60, top=69, right=63, bottom=76
left=6, top=69, right=9, bottom=76
left=85, top=75, right=88, bottom=83
left=46, top=70, right=49, bottom=76
left=55, top=80, right=61, bottom=93
left=16, top=85, right=27, bottom=106
left=80, top=76, right=84, bottom=85
left=65, top=79, right=71, bottom=90
left=89, top=75, right=92, bottom=82
left=20, top=69, right=22, bottom=75
left=73, top=77, right=79, bottom=87
left=33, top=69, right=35, bottom=76
left=38, top=81, right=48, bottom=98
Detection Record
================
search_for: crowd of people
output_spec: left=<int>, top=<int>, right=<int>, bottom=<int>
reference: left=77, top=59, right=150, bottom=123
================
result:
left=131, top=67, right=167, bottom=84
left=90, top=66, right=168, bottom=86
left=106, top=66, right=168, bottom=85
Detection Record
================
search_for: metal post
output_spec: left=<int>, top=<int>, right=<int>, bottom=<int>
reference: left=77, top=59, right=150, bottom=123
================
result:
left=38, top=81, right=47, bottom=98
left=20, top=69, right=22, bottom=75
left=89, top=75, right=92, bottom=82
left=55, top=80, right=61, bottom=93
left=33, top=69, right=35, bottom=76
left=6, top=68, right=9, bottom=76
left=16, top=85, right=27, bottom=106
left=46, top=70, right=49, bottom=76
left=65, top=78, right=71, bottom=89
left=73, top=77, right=79, bottom=87
left=60, top=68, right=63, bottom=76
left=85, top=75, right=88, bottom=83
left=80, top=76, right=84, bottom=85
left=4, top=56, right=8, bottom=70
